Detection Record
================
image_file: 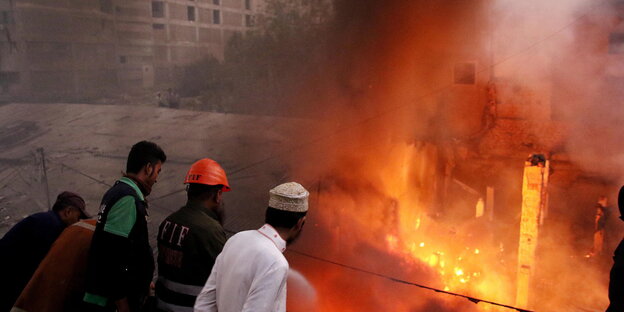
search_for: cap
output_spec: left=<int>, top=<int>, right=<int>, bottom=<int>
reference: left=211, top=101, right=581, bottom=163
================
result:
left=55, top=191, right=89, bottom=219
left=268, top=182, right=309, bottom=213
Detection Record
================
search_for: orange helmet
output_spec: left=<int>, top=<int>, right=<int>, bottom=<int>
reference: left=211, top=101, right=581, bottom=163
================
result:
left=184, top=158, right=231, bottom=192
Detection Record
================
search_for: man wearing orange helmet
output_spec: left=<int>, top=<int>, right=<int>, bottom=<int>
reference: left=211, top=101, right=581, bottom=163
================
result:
left=155, top=158, right=231, bottom=312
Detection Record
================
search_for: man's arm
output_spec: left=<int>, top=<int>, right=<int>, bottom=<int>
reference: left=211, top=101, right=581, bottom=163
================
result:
left=241, top=262, right=288, bottom=312
left=194, top=260, right=219, bottom=312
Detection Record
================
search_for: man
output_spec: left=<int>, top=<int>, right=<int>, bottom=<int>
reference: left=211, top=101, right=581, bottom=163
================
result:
left=607, top=187, right=624, bottom=311
left=592, top=196, right=611, bottom=257
left=0, top=191, right=88, bottom=312
left=194, top=182, right=310, bottom=312
left=12, top=219, right=97, bottom=312
left=156, top=158, right=231, bottom=311
left=83, top=141, right=166, bottom=312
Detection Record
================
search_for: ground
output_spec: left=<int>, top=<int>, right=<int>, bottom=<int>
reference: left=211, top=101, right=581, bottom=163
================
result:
left=0, top=102, right=312, bottom=244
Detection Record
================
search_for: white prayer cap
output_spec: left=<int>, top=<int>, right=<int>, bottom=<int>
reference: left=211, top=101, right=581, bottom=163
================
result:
left=268, top=182, right=309, bottom=212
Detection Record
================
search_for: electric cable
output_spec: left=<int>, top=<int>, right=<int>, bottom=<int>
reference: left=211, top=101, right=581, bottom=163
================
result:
left=222, top=227, right=534, bottom=312
left=287, top=249, right=534, bottom=312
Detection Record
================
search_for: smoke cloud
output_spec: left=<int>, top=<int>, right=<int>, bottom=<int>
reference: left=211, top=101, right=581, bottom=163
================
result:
left=275, top=0, right=621, bottom=311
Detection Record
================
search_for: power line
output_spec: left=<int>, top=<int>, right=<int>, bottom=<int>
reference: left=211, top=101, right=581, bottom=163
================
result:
left=224, top=226, right=535, bottom=312
left=286, top=249, right=534, bottom=312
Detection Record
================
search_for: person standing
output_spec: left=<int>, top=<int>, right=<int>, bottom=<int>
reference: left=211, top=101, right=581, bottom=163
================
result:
left=83, top=141, right=167, bottom=312
left=194, top=182, right=310, bottom=312
left=0, top=191, right=88, bottom=312
left=12, top=219, right=97, bottom=312
left=156, top=158, right=231, bottom=311
left=590, top=195, right=611, bottom=258
left=607, top=187, right=624, bottom=311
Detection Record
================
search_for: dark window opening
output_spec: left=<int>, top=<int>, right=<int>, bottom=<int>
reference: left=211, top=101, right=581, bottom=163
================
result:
left=0, top=72, right=19, bottom=93
left=245, top=0, right=252, bottom=10
left=213, top=0, right=220, bottom=5
left=213, top=10, right=220, bottom=24
left=0, top=11, right=15, bottom=25
left=152, top=1, right=165, bottom=18
left=609, top=33, right=624, bottom=54
left=153, top=23, right=165, bottom=30
left=119, top=56, right=127, bottom=64
left=245, top=14, right=254, bottom=27
left=454, top=62, right=476, bottom=85
left=187, top=6, right=196, bottom=21
left=99, top=0, right=113, bottom=14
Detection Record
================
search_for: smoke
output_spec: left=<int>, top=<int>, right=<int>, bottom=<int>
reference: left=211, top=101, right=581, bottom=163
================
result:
left=268, top=0, right=623, bottom=310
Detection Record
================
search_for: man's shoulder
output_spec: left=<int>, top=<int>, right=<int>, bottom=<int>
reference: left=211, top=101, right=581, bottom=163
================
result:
left=227, top=230, right=287, bottom=261
left=27, top=211, right=61, bottom=226
left=103, top=180, right=142, bottom=203
left=164, top=208, right=222, bottom=232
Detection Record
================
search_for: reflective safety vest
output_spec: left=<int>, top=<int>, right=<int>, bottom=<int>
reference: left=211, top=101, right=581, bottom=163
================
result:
left=156, top=203, right=225, bottom=311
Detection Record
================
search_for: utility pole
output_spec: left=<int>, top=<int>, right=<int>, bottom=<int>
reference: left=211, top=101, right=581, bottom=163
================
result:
left=37, top=147, right=51, bottom=209
left=516, top=154, right=549, bottom=310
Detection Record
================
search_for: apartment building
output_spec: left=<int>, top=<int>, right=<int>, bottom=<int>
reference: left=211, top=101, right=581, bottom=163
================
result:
left=0, top=0, right=263, bottom=100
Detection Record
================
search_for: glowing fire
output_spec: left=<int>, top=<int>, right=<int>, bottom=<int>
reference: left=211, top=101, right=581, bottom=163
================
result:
left=299, top=142, right=516, bottom=311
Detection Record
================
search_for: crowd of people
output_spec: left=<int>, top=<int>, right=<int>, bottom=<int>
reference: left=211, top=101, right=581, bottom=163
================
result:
left=0, top=140, right=310, bottom=312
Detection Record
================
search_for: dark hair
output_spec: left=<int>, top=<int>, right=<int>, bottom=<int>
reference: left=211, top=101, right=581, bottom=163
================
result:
left=126, top=141, right=167, bottom=174
left=52, top=191, right=85, bottom=213
left=265, top=207, right=307, bottom=229
left=187, top=183, right=222, bottom=200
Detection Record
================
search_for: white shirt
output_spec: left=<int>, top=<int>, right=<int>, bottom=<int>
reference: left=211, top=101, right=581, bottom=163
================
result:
left=194, top=224, right=289, bottom=312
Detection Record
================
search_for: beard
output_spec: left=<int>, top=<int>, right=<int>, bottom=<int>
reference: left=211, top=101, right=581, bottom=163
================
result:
left=215, top=200, right=226, bottom=224
left=286, top=228, right=303, bottom=246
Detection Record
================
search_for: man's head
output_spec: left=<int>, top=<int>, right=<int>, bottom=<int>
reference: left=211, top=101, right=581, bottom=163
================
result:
left=598, top=195, right=608, bottom=208
left=185, top=158, right=231, bottom=220
left=265, top=182, right=309, bottom=245
left=126, top=141, right=167, bottom=194
left=52, top=191, right=88, bottom=226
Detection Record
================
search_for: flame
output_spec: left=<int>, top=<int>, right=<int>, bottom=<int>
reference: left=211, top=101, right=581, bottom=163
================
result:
left=298, top=142, right=516, bottom=311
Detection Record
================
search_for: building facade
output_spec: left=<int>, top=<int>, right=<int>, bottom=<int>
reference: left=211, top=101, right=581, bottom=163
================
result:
left=0, top=0, right=263, bottom=101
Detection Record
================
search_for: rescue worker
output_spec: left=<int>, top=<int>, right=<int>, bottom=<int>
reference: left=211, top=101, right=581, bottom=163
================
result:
left=0, top=191, right=88, bottom=312
left=83, top=141, right=167, bottom=312
left=12, top=219, right=97, bottom=312
left=607, top=186, right=624, bottom=311
left=195, top=182, right=310, bottom=312
left=155, top=158, right=231, bottom=311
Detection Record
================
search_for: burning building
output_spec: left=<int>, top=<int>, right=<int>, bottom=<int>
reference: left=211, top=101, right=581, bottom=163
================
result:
left=279, top=0, right=624, bottom=311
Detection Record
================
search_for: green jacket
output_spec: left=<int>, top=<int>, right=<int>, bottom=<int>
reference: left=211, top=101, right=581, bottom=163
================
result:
left=155, top=202, right=225, bottom=311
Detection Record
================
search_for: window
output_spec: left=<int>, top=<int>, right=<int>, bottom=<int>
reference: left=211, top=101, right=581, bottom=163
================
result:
left=453, top=62, right=476, bottom=85
left=245, top=14, right=254, bottom=27
left=213, top=0, right=220, bottom=5
left=0, top=11, right=14, bottom=25
left=0, top=72, right=19, bottom=93
left=213, top=10, right=220, bottom=24
left=187, top=6, right=196, bottom=21
left=99, top=0, right=113, bottom=13
left=152, top=1, right=165, bottom=18
left=152, top=23, right=165, bottom=30
left=609, top=33, right=624, bottom=54
left=119, top=56, right=127, bottom=64
left=245, top=0, right=252, bottom=10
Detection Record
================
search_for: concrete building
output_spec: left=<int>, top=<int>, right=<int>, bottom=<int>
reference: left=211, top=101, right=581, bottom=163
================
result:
left=0, top=0, right=264, bottom=101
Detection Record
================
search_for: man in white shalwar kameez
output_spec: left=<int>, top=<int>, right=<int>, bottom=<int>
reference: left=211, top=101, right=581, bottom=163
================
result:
left=194, top=182, right=310, bottom=312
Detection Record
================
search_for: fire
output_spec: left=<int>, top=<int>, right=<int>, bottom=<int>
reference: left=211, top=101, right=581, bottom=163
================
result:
left=296, top=142, right=516, bottom=311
